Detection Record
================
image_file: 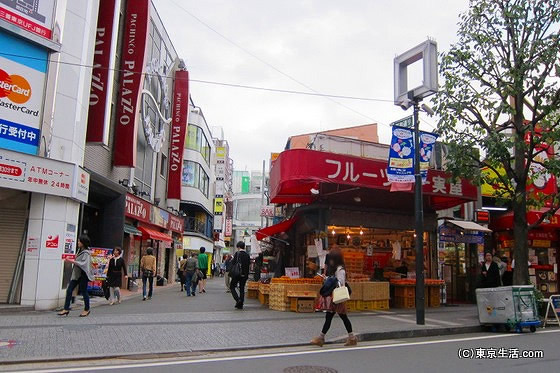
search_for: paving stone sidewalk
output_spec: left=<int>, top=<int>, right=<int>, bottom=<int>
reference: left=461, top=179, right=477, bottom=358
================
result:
left=0, top=278, right=481, bottom=365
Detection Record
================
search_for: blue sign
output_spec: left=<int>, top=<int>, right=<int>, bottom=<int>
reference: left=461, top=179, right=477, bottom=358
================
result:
left=438, top=225, right=484, bottom=244
left=419, top=131, right=438, bottom=183
left=388, top=126, right=414, bottom=183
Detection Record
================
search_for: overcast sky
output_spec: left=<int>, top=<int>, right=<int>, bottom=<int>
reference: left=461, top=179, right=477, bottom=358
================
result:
left=154, top=0, right=469, bottom=171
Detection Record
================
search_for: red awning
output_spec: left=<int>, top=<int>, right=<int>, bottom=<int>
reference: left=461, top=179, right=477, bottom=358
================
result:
left=491, top=208, right=560, bottom=231
left=256, top=218, right=298, bottom=241
left=269, top=149, right=477, bottom=210
left=138, top=226, right=173, bottom=243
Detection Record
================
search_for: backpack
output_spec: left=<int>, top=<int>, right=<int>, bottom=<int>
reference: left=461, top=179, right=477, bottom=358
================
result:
left=230, top=252, right=244, bottom=278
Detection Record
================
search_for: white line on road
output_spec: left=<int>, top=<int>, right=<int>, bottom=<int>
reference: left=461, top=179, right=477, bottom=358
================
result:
left=378, top=314, right=436, bottom=326
left=13, top=330, right=560, bottom=373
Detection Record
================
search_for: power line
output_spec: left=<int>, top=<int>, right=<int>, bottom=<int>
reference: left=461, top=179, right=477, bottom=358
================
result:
left=165, top=0, right=380, bottom=122
left=0, top=51, right=393, bottom=102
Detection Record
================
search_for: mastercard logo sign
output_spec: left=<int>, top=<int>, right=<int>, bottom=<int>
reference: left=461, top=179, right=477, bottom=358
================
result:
left=0, top=68, right=31, bottom=104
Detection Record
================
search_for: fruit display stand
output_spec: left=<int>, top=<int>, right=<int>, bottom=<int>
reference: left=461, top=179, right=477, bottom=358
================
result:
left=390, top=279, right=444, bottom=308
left=346, top=281, right=390, bottom=312
left=288, top=290, right=318, bottom=313
left=268, top=277, right=322, bottom=311
left=258, top=283, right=270, bottom=306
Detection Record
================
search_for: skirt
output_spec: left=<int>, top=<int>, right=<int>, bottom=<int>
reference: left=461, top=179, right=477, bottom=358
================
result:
left=318, top=295, right=347, bottom=314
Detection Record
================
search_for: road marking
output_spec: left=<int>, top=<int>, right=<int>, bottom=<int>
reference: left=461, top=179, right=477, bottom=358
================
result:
left=424, top=317, right=462, bottom=326
left=378, top=314, right=436, bottom=326
left=15, top=330, right=559, bottom=373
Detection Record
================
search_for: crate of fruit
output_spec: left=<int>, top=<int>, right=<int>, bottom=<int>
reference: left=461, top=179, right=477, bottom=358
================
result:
left=363, top=282, right=390, bottom=301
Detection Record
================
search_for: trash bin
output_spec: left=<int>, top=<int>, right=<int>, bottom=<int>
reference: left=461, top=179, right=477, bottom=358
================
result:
left=476, top=285, right=541, bottom=332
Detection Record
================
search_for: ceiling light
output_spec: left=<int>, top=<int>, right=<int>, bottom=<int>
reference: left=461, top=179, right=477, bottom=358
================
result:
left=331, top=229, right=336, bottom=236
left=354, top=196, right=361, bottom=203
left=346, top=234, right=351, bottom=240
left=359, top=229, right=364, bottom=236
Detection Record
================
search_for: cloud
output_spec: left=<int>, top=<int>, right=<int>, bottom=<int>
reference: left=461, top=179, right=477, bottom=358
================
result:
left=155, top=0, right=469, bottom=170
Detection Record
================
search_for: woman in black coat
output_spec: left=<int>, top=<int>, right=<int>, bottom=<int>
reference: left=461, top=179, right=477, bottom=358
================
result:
left=479, top=252, right=501, bottom=288
left=106, top=247, right=128, bottom=305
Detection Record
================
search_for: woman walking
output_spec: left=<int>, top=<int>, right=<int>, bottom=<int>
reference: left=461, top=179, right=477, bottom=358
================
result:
left=58, top=235, right=94, bottom=317
left=311, top=248, right=356, bottom=347
left=140, top=247, right=157, bottom=301
left=106, top=247, right=127, bottom=305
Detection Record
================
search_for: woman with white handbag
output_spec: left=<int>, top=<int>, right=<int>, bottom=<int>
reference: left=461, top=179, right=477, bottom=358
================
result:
left=311, top=248, right=356, bottom=347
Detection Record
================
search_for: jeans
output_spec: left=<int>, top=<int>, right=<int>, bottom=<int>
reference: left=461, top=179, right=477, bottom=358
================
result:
left=142, top=275, right=154, bottom=298
left=64, top=276, right=89, bottom=311
left=230, top=276, right=248, bottom=305
left=185, top=271, right=196, bottom=296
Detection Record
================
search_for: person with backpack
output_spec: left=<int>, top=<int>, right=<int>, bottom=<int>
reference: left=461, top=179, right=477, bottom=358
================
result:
left=229, top=241, right=250, bottom=309
left=311, top=248, right=356, bottom=347
left=184, top=252, right=199, bottom=297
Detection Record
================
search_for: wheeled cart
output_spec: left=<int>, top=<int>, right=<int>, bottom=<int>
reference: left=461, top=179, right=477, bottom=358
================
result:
left=475, top=285, right=541, bottom=333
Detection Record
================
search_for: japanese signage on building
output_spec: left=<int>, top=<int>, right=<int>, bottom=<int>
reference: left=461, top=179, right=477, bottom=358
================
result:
left=113, top=0, right=149, bottom=167
left=168, top=69, right=189, bottom=199
left=0, top=148, right=90, bottom=202
left=214, top=197, right=224, bottom=214
left=438, top=225, right=484, bottom=244
left=216, top=146, right=226, bottom=160
left=86, top=0, right=120, bottom=143
left=125, top=193, right=151, bottom=224
left=169, top=214, right=184, bottom=233
left=225, top=217, right=232, bottom=237
left=0, top=0, right=56, bottom=39
left=260, top=205, right=274, bottom=217
left=388, top=126, right=414, bottom=182
left=0, top=32, right=46, bottom=155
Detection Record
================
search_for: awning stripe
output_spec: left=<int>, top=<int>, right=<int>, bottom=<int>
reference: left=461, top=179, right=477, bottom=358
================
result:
left=124, top=223, right=142, bottom=236
left=138, top=226, right=172, bottom=243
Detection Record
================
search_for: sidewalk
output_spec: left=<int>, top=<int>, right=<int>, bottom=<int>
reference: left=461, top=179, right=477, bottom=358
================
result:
left=0, top=278, right=484, bottom=365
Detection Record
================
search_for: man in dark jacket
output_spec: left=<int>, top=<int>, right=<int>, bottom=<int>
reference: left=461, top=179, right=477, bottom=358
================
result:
left=230, top=241, right=251, bottom=309
left=480, top=252, right=501, bottom=288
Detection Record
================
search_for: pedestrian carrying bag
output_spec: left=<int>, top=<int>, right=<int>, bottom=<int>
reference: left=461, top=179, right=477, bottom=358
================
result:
left=332, top=283, right=350, bottom=304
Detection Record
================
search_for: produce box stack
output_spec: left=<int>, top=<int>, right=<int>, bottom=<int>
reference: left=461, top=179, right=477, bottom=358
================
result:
left=390, top=279, right=444, bottom=308
left=360, top=282, right=390, bottom=310
left=247, top=281, right=259, bottom=299
left=268, top=277, right=322, bottom=311
left=343, top=251, right=365, bottom=275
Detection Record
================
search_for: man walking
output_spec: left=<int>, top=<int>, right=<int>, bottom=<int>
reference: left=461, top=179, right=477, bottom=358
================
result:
left=198, top=247, right=208, bottom=293
left=184, top=253, right=198, bottom=297
left=230, top=241, right=250, bottom=309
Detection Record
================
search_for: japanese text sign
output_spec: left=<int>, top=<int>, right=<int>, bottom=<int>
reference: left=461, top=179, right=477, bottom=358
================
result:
left=388, top=126, right=414, bottom=183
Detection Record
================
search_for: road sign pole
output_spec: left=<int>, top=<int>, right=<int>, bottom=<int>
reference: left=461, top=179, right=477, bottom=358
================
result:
left=413, top=99, right=425, bottom=325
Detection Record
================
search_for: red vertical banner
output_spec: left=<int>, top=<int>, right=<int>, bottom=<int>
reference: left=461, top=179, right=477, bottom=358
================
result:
left=113, top=0, right=150, bottom=167
left=86, top=0, right=117, bottom=143
left=167, top=69, right=189, bottom=199
left=526, top=127, right=557, bottom=203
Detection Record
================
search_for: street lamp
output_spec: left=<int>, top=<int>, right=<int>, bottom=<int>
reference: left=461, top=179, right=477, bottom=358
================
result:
left=394, top=39, right=438, bottom=326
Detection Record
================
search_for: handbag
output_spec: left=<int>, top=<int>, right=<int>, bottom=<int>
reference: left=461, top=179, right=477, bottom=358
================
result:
left=332, top=283, right=350, bottom=304
left=230, top=253, right=243, bottom=278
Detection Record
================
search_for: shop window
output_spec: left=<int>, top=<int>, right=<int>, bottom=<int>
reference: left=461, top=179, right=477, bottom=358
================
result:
left=160, top=154, right=167, bottom=178
left=185, top=125, right=210, bottom=164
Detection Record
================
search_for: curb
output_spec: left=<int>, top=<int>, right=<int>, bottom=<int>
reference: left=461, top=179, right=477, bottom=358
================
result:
left=0, top=325, right=484, bottom=365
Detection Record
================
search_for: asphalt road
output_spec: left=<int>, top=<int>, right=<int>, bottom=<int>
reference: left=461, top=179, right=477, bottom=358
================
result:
left=5, top=330, right=560, bottom=373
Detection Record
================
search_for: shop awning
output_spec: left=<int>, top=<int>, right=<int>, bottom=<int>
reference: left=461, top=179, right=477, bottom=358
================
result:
left=138, top=226, right=173, bottom=243
left=124, top=223, right=142, bottom=236
left=491, top=208, right=560, bottom=231
left=269, top=149, right=478, bottom=210
left=256, top=217, right=298, bottom=241
left=446, top=220, right=492, bottom=232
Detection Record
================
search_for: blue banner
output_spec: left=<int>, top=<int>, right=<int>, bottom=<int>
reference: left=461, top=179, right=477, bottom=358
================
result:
left=388, top=126, right=414, bottom=183
left=419, top=131, right=439, bottom=183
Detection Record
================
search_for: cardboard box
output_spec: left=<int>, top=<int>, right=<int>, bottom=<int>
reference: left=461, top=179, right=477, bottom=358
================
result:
left=348, top=282, right=363, bottom=300
left=297, top=299, right=315, bottom=313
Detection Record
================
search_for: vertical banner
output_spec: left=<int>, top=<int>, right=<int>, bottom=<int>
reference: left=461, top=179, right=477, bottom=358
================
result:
left=86, top=0, right=118, bottom=143
left=526, top=129, right=557, bottom=200
left=419, top=131, right=438, bottom=183
left=167, top=69, right=189, bottom=199
left=387, top=126, right=414, bottom=182
left=113, top=0, right=149, bottom=167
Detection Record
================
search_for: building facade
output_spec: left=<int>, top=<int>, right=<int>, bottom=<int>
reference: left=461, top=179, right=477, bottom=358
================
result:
left=0, top=1, right=98, bottom=309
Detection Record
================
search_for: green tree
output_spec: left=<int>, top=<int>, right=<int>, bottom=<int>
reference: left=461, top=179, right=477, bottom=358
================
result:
left=433, top=0, right=560, bottom=285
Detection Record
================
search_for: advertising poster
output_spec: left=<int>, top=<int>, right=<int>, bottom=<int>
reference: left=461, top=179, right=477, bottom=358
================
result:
left=62, top=223, right=76, bottom=260
left=0, top=32, right=47, bottom=155
left=0, top=0, right=55, bottom=39
left=387, top=126, right=414, bottom=183
left=87, top=247, right=113, bottom=292
left=419, top=131, right=438, bottom=182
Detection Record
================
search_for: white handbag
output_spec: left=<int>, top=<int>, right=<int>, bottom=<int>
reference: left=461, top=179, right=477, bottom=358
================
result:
left=332, top=283, right=350, bottom=304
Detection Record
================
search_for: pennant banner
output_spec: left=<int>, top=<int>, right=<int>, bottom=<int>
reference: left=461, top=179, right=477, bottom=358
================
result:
left=388, top=126, right=415, bottom=183
left=419, top=131, right=439, bottom=183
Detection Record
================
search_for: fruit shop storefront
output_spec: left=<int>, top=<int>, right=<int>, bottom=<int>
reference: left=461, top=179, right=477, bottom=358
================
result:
left=257, top=149, right=478, bottom=310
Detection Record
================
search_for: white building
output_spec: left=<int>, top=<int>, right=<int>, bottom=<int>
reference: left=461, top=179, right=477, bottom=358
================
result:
left=0, top=1, right=98, bottom=309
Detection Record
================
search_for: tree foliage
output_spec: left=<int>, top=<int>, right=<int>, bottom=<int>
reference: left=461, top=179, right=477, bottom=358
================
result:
left=432, top=0, right=560, bottom=284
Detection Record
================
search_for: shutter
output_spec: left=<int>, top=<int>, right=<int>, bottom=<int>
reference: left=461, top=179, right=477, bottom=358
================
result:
left=0, top=209, right=27, bottom=303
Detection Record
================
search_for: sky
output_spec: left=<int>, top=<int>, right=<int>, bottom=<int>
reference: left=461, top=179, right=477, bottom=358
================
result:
left=153, top=0, right=470, bottom=171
